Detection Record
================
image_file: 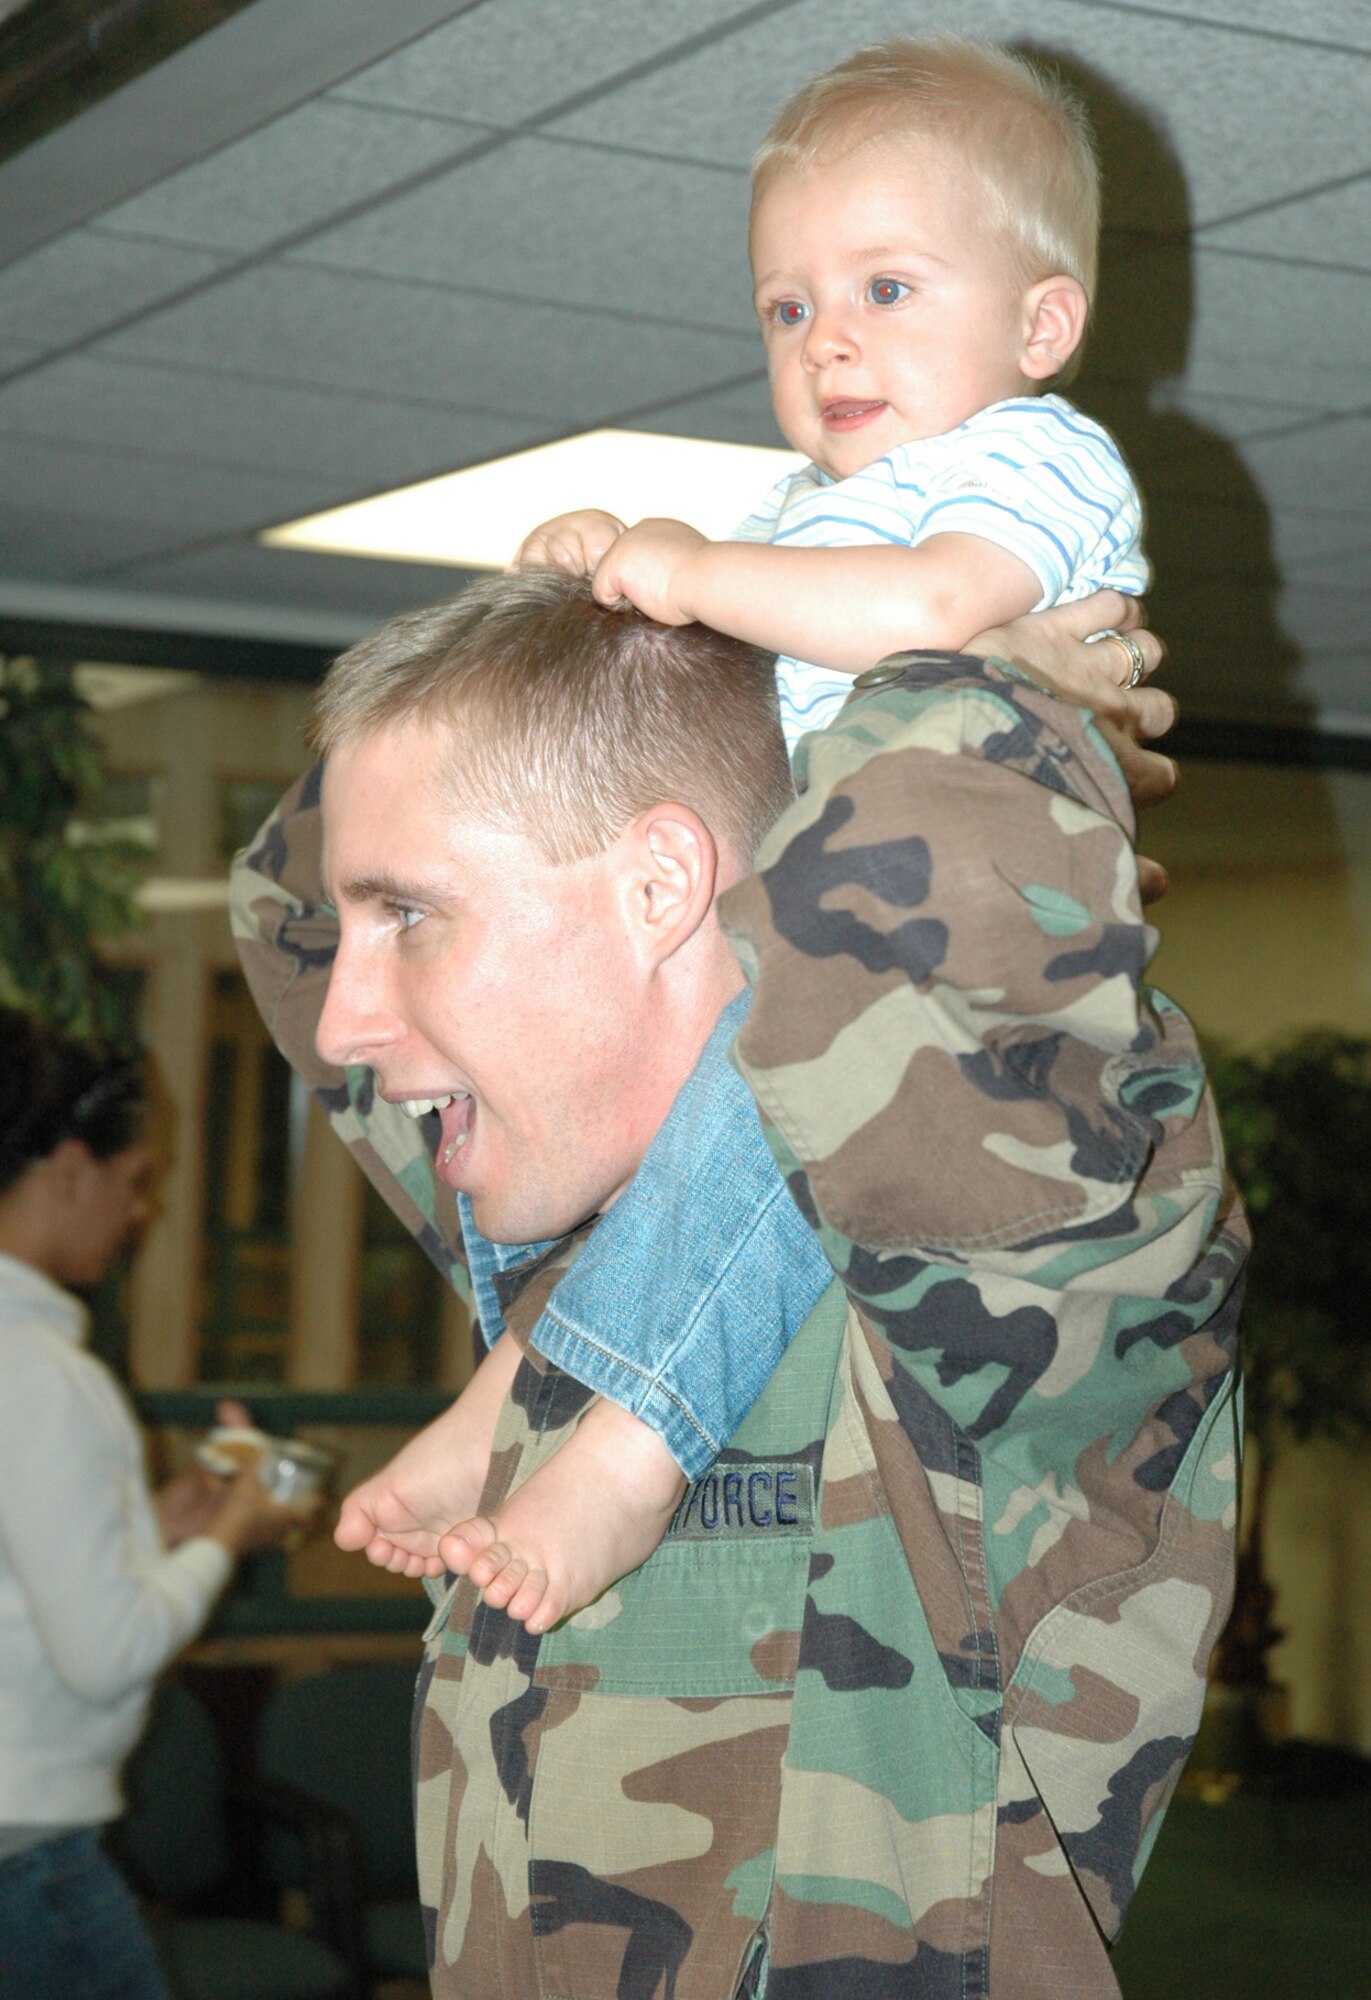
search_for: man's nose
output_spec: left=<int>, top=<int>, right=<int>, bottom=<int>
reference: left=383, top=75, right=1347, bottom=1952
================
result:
left=315, top=939, right=396, bottom=1070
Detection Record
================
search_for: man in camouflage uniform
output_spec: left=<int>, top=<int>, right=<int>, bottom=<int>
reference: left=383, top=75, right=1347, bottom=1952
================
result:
left=233, top=581, right=1244, bottom=2000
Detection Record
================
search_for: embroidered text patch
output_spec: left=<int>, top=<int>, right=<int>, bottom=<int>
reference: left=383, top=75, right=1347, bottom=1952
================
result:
left=666, top=1460, right=814, bottom=1541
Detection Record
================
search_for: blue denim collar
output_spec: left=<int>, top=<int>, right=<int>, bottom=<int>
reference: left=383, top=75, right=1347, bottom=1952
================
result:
left=457, top=991, right=752, bottom=1343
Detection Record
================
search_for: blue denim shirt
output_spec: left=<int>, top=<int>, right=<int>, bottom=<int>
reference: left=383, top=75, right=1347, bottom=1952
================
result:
left=457, top=990, right=832, bottom=1477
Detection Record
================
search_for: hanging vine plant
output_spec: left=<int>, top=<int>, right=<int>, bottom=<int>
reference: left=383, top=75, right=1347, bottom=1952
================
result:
left=0, top=656, right=147, bottom=1039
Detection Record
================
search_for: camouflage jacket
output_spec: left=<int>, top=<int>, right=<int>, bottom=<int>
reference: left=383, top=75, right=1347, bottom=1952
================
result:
left=231, top=653, right=1246, bottom=2000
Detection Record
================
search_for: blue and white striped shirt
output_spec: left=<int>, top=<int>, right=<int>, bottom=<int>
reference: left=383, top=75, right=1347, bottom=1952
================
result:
left=731, top=394, right=1148, bottom=749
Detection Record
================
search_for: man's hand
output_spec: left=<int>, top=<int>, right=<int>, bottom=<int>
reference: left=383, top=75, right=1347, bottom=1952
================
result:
left=965, top=591, right=1175, bottom=903
left=334, top=1334, right=522, bottom=1580
left=967, top=591, right=1173, bottom=742
left=592, top=518, right=708, bottom=625
left=514, top=509, right=625, bottom=576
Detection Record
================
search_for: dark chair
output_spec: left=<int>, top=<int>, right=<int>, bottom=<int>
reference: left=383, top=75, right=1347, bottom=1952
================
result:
left=112, top=1680, right=358, bottom=2000
left=256, top=1662, right=428, bottom=1993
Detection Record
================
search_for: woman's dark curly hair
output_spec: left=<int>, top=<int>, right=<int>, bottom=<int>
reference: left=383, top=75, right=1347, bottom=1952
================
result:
left=0, top=1006, right=146, bottom=1196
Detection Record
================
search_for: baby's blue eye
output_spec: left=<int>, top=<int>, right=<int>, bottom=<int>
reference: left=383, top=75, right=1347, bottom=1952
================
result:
left=867, top=278, right=910, bottom=306
left=774, top=299, right=808, bottom=326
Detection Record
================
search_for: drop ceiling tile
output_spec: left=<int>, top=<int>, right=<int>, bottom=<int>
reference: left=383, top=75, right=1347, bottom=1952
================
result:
left=0, top=432, right=340, bottom=538
left=624, top=375, right=781, bottom=451
left=1198, top=175, right=1371, bottom=271
left=1291, top=652, right=1371, bottom=725
left=1270, top=508, right=1367, bottom=573
left=0, top=229, right=225, bottom=348
left=296, top=137, right=754, bottom=334
left=1142, top=490, right=1284, bottom=594
left=1121, top=2, right=1371, bottom=52
left=549, top=0, right=1368, bottom=233
left=1279, top=577, right=1371, bottom=651
left=1141, top=576, right=1309, bottom=716
left=95, top=99, right=481, bottom=258
left=1101, top=244, right=1370, bottom=412
left=1237, top=413, right=1371, bottom=519
left=1144, top=385, right=1327, bottom=443
left=115, top=541, right=482, bottom=620
left=103, top=263, right=757, bottom=425
left=0, top=503, right=193, bottom=578
left=0, top=354, right=544, bottom=484
left=1280, top=540, right=1371, bottom=586
left=0, top=341, right=42, bottom=375
left=329, top=0, right=765, bottom=127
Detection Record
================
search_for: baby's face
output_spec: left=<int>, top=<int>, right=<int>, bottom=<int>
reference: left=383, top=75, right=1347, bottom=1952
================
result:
left=750, top=134, right=1039, bottom=480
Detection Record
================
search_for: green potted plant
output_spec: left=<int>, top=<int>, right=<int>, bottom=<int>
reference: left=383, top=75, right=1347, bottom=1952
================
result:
left=0, top=655, right=146, bottom=1037
left=1205, top=1032, right=1371, bottom=1748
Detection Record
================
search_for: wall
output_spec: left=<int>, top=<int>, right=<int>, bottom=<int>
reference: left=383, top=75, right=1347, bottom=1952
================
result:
left=1147, top=759, right=1371, bottom=1752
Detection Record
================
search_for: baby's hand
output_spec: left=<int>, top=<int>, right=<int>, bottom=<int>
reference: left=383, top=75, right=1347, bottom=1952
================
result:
left=514, top=509, right=625, bottom=575
left=592, top=518, right=708, bottom=625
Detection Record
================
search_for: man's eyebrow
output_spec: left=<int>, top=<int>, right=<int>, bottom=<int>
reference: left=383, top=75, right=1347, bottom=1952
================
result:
left=337, top=870, right=454, bottom=905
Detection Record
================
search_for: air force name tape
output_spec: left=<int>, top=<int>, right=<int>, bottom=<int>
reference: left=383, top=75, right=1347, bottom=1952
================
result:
left=667, top=1459, right=815, bottom=1542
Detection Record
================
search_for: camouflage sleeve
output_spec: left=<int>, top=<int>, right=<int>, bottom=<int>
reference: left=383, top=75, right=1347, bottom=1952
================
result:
left=229, top=767, right=470, bottom=1304
left=719, top=649, right=1246, bottom=1733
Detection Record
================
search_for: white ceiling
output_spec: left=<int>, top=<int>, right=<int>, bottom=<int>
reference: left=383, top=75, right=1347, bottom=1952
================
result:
left=0, top=0, right=1366, bottom=733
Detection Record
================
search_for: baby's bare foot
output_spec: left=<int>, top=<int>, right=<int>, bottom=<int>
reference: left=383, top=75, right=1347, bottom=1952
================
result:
left=335, top=1332, right=521, bottom=1577
left=438, top=1400, right=686, bottom=1635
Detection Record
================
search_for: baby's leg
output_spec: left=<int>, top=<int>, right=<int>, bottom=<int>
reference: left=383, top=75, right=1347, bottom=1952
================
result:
left=437, top=1400, right=686, bottom=1634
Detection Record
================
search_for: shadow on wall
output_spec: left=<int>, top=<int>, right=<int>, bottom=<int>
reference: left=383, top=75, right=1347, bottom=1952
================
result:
left=1027, top=48, right=1302, bottom=725
left=1024, top=48, right=1351, bottom=880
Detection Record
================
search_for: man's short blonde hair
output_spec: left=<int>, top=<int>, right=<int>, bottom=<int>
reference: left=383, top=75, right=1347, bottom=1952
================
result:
left=312, top=569, right=794, bottom=868
left=754, top=36, right=1100, bottom=369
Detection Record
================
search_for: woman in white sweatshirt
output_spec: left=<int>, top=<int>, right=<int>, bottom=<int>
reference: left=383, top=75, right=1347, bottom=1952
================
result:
left=0, top=1007, right=303, bottom=2000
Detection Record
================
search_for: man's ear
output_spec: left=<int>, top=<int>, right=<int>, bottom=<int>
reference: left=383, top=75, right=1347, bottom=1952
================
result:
left=616, top=803, right=719, bottom=969
left=1020, top=274, right=1089, bottom=382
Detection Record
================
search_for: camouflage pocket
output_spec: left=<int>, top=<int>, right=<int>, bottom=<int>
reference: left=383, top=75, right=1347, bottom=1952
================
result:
left=526, top=1679, right=787, bottom=2000
left=536, top=1497, right=811, bottom=1700
left=517, top=1513, right=807, bottom=1997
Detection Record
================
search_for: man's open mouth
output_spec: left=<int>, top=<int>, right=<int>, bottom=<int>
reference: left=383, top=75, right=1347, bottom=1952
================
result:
left=396, top=1091, right=475, bottom=1171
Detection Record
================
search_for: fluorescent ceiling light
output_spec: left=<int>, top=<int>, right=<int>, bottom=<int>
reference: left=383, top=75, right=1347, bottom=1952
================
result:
left=261, top=429, right=804, bottom=571
left=75, top=664, right=199, bottom=710
left=137, top=879, right=231, bottom=913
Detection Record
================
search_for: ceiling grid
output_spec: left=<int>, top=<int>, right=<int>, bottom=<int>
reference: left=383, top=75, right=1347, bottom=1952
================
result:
left=0, top=0, right=1363, bottom=730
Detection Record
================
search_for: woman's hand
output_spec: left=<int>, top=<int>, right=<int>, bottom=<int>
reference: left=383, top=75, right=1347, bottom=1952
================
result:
left=205, top=1468, right=322, bottom=1558
left=155, top=1397, right=256, bottom=1546
left=155, top=1466, right=224, bottom=1547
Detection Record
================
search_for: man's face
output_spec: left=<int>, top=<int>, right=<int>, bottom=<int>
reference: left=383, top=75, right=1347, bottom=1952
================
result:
left=750, top=134, right=1037, bottom=480
left=316, top=718, right=660, bottom=1243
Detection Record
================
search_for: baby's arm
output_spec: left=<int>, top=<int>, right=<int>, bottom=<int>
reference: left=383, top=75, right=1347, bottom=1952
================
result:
left=593, top=518, right=1042, bottom=673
